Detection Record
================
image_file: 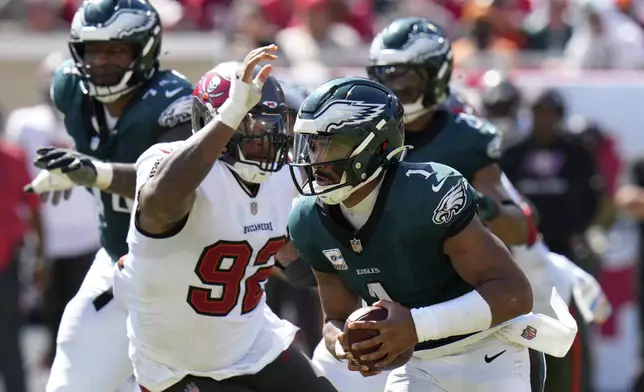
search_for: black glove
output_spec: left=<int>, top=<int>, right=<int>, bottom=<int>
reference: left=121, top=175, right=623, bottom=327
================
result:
left=35, top=147, right=99, bottom=188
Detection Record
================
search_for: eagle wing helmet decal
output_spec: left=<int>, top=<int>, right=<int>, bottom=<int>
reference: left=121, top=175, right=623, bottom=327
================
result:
left=295, top=100, right=386, bottom=134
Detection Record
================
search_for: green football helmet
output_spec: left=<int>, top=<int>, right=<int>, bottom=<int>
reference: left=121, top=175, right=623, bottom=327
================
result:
left=367, top=17, right=453, bottom=124
left=69, top=0, right=163, bottom=103
left=290, top=77, right=406, bottom=205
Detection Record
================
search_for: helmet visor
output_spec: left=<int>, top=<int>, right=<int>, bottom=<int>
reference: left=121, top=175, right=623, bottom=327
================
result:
left=291, top=132, right=358, bottom=195
left=367, top=65, right=428, bottom=104
left=235, top=112, right=289, bottom=172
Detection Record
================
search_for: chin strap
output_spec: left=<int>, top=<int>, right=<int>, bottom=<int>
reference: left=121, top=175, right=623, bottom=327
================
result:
left=316, top=145, right=413, bottom=205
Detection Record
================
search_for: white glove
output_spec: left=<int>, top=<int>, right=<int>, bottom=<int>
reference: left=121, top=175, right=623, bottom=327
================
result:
left=25, top=169, right=75, bottom=194
left=217, top=66, right=267, bottom=129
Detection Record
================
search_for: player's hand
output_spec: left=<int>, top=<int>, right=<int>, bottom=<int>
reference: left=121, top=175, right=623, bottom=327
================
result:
left=338, top=332, right=382, bottom=377
left=34, top=147, right=99, bottom=188
left=348, top=299, right=418, bottom=369
left=234, top=45, right=278, bottom=111
left=24, top=169, right=75, bottom=206
left=239, top=44, right=278, bottom=85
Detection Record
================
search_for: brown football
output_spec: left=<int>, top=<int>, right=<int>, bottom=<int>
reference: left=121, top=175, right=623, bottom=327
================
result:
left=343, top=306, right=414, bottom=371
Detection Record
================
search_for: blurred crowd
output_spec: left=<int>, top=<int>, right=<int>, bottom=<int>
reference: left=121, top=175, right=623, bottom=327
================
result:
left=3, top=0, right=644, bottom=69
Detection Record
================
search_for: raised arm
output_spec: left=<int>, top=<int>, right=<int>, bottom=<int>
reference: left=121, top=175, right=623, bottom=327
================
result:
left=137, top=46, right=278, bottom=234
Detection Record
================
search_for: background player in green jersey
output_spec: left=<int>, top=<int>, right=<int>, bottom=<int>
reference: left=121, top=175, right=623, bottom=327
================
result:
left=288, top=77, right=540, bottom=392
left=23, top=0, right=193, bottom=390
left=367, top=18, right=591, bottom=392
left=366, top=17, right=528, bottom=247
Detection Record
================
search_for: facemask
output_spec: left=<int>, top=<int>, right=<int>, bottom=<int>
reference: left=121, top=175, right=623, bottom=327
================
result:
left=312, top=145, right=409, bottom=204
left=403, top=95, right=432, bottom=124
left=224, top=161, right=271, bottom=183
left=223, top=145, right=278, bottom=184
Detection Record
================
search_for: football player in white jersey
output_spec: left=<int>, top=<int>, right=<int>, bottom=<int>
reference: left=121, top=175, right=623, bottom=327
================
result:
left=114, top=46, right=337, bottom=392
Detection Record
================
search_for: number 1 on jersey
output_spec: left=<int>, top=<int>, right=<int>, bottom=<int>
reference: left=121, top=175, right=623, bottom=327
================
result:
left=367, top=281, right=392, bottom=301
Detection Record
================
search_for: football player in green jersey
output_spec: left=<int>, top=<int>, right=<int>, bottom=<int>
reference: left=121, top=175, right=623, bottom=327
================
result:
left=287, top=77, right=543, bottom=392
left=23, top=0, right=193, bottom=390
left=366, top=17, right=528, bottom=247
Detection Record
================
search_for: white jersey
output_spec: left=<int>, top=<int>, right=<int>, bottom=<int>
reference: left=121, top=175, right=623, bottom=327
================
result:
left=5, top=104, right=100, bottom=258
left=114, top=142, right=298, bottom=391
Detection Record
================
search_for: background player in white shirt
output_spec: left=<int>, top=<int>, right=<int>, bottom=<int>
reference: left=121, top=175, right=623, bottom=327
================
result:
left=114, top=46, right=337, bottom=392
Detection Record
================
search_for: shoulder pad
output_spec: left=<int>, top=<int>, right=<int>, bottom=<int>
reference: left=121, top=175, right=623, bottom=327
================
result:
left=147, top=69, right=193, bottom=96
left=400, top=161, right=474, bottom=227
left=136, top=141, right=183, bottom=170
left=429, top=172, right=473, bottom=226
left=292, top=195, right=316, bottom=213
left=158, top=95, right=192, bottom=129
left=452, top=112, right=503, bottom=160
left=50, top=59, right=80, bottom=115
left=399, top=161, right=460, bottom=182
left=140, top=70, right=194, bottom=129
left=289, top=196, right=317, bottom=230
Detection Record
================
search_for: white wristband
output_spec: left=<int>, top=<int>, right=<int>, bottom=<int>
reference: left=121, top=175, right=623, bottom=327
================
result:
left=217, top=98, right=248, bottom=130
left=411, top=290, right=492, bottom=343
left=93, top=160, right=114, bottom=190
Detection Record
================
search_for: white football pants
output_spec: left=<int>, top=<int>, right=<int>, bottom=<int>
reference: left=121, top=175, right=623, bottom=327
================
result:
left=386, top=335, right=546, bottom=392
left=46, top=248, right=134, bottom=392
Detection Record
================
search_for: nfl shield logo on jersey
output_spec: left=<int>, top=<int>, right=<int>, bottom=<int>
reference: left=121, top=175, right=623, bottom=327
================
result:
left=250, top=201, right=258, bottom=215
left=521, top=326, right=537, bottom=340
left=184, top=382, right=199, bottom=392
left=350, top=238, right=363, bottom=253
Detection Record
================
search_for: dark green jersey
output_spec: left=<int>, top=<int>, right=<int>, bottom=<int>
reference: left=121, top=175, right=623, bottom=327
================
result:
left=289, top=161, right=479, bottom=349
left=51, top=60, right=193, bottom=261
left=404, top=111, right=502, bottom=182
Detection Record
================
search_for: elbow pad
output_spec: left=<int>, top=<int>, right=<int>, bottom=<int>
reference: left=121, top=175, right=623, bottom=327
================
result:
left=278, top=257, right=317, bottom=289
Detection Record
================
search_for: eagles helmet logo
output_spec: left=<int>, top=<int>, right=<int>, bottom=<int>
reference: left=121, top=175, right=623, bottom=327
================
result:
left=295, top=100, right=385, bottom=133
left=432, top=178, right=468, bottom=225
